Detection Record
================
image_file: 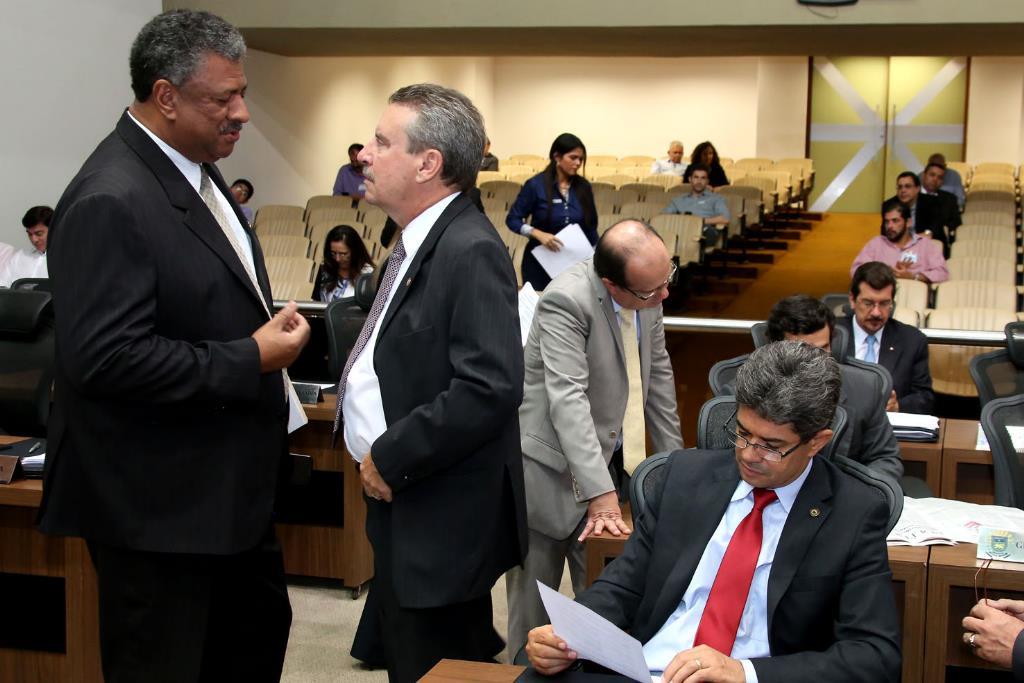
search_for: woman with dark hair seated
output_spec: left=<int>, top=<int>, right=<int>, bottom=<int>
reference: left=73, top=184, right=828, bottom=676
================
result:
left=683, top=140, right=730, bottom=188
left=505, top=132, right=598, bottom=291
left=311, top=224, right=375, bottom=302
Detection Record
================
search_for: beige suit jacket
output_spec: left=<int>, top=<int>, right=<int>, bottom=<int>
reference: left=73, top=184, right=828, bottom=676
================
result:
left=518, top=258, right=683, bottom=539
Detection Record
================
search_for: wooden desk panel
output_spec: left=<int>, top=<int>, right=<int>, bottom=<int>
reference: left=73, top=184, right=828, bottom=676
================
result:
left=925, top=543, right=1024, bottom=682
left=584, top=511, right=926, bottom=683
left=0, top=437, right=101, bottom=683
left=422, top=659, right=525, bottom=682
left=899, top=422, right=943, bottom=496
left=940, top=419, right=995, bottom=506
left=279, top=396, right=373, bottom=589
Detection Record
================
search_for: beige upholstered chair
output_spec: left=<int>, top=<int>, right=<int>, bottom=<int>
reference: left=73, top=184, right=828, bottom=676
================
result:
left=304, top=195, right=351, bottom=218
left=946, top=257, right=1017, bottom=284
left=933, top=280, right=1017, bottom=312
left=259, top=235, right=311, bottom=259
left=950, top=240, right=1019, bottom=264
left=894, top=279, right=929, bottom=313
left=254, top=219, right=307, bottom=238
left=253, top=205, right=303, bottom=227
left=926, top=307, right=1018, bottom=396
left=306, top=206, right=360, bottom=228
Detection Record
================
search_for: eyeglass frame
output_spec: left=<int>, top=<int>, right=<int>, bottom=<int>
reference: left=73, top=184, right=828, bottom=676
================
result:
left=722, top=409, right=806, bottom=463
left=622, top=262, right=679, bottom=301
left=853, top=296, right=894, bottom=312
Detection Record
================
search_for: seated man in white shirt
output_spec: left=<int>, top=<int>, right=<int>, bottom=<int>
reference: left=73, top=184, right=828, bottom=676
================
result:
left=0, top=206, right=50, bottom=287
left=526, top=341, right=900, bottom=683
left=650, top=141, right=686, bottom=176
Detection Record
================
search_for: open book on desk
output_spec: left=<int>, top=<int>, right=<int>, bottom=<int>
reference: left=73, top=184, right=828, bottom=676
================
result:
left=888, top=497, right=1024, bottom=546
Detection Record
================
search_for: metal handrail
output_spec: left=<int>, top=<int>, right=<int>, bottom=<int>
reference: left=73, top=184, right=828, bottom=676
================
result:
left=274, top=301, right=1008, bottom=348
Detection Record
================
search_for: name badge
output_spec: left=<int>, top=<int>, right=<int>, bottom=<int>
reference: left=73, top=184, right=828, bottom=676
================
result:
left=977, top=526, right=1024, bottom=563
left=552, top=198, right=563, bottom=204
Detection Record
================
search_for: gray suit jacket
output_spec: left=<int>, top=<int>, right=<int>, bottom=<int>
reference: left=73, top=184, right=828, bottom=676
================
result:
left=518, top=259, right=684, bottom=539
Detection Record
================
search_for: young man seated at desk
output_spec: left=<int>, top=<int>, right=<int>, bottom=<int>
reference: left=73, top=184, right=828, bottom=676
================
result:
left=526, top=342, right=901, bottom=683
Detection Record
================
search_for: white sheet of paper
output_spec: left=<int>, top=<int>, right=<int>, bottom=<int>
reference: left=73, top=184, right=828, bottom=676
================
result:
left=286, top=381, right=309, bottom=433
left=886, top=412, right=940, bottom=431
left=888, top=497, right=1024, bottom=545
left=537, top=582, right=654, bottom=682
left=976, top=424, right=1024, bottom=452
left=518, top=283, right=539, bottom=347
left=531, top=224, right=595, bottom=280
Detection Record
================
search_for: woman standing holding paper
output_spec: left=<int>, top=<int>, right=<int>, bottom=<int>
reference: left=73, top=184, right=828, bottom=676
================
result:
left=506, top=133, right=598, bottom=291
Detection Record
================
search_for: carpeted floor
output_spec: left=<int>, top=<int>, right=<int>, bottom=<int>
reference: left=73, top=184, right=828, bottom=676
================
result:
left=720, top=212, right=879, bottom=319
left=281, top=570, right=575, bottom=682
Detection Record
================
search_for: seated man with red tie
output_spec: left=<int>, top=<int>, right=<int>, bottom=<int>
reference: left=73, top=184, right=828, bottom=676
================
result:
left=526, top=341, right=900, bottom=683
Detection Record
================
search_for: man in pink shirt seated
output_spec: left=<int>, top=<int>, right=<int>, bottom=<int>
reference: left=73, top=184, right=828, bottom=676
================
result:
left=851, top=198, right=948, bottom=284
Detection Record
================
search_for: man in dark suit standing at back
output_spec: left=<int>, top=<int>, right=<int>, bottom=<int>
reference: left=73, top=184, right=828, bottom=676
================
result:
left=39, top=10, right=310, bottom=682
left=336, top=83, right=526, bottom=681
left=838, top=261, right=935, bottom=414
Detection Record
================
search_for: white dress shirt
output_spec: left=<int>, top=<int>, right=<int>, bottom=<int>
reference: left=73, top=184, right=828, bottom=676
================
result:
left=851, top=317, right=884, bottom=363
left=343, top=192, right=460, bottom=462
left=0, top=246, right=47, bottom=287
left=126, top=110, right=254, bottom=272
left=650, top=159, right=687, bottom=176
left=642, top=459, right=814, bottom=682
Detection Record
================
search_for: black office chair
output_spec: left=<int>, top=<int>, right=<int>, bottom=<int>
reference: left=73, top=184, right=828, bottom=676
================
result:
left=323, top=273, right=376, bottom=381
left=696, top=395, right=848, bottom=462
left=750, top=321, right=850, bottom=362
left=708, top=354, right=748, bottom=397
left=832, top=454, right=904, bottom=534
left=845, top=357, right=893, bottom=404
left=820, top=293, right=850, bottom=318
left=10, top=278, right=51, bottom=292
left=0, top=289, right=55, bottom=436
left=970, top=322, right=1024, bottom=408
left=981, top=393, right=1024, bottom=510
left=629, top=451, right=673, bottom=528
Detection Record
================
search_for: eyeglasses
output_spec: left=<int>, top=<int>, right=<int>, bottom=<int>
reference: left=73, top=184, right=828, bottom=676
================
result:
left=723, top=410, right=805, bottom=462
left=330, top=251, right=349, bottom=259
left=855, top=298, right=893, bottom=312
left=623, top=263, right=678, bottom=301
left=975, top=556, right=993, bottom=605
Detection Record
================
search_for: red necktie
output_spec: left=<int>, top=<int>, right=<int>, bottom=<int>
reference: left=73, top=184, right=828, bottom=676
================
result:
left=693, top=487, right=778, bottom=655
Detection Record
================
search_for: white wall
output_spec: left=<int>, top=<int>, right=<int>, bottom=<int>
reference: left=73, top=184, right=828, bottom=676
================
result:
left=218, top=54, right=811, bottom=211
left=0, top=0, right=161, bottom=247
left=966, top=57, right=1024, bottom=164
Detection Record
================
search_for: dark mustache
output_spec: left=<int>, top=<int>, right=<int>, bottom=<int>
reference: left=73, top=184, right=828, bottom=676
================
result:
left=220, top=122, right=243, bottom=134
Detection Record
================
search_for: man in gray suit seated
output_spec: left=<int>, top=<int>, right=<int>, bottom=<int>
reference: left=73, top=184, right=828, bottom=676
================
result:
left=506, top=219, right=685, bottom=657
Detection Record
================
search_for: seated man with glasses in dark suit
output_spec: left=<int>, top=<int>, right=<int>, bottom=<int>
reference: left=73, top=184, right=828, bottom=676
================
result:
left=526, top=341, right=900, bottom=683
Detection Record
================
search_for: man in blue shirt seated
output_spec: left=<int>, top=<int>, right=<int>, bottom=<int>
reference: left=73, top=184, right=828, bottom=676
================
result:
left=526, top=341, right=900, bottom=683
left=332, top=142, right=367, bottom=197
left=663, top=164, right=730, bottom=228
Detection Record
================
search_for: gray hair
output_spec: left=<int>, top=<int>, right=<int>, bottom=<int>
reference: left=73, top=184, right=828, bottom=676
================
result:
left=734, top=341, right=841, bottom=441
left=388, top=84, right=485, bottom=192
left=130, top=9, right=245, bottom=102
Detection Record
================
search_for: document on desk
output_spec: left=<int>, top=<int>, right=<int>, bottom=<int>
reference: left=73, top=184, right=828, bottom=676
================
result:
left=518, top=283, right=539, bottom=346
left=532, top=224, right=595, bottom=280
left=976, top=424, right=1024, bottom=452
left=537, top=582, right=654, bottom=682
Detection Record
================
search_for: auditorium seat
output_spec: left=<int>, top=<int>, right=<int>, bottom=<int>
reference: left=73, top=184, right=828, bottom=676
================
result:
left=602, top=173, right=639, bottom=188
left=619, top=201, right=658, bottom=222
left=947, top=161, right=972, bottom=183
left=620, top=183, right=664, bottom=200
left=306, top=206, right=360, bottom=228
left=0, top=288, right=54, bottom=437
left=955, top=223, right=1018, bottom=245
left=358, top=205, right=388, bottom=230
left=892, top=308, right=920, bottom=327
left=254, top=219, right=306, bottom=238
left=950, top=240, right=1018, bottom=264
left=946, top=257, right=1017, bottom=285
left=641, top=174, right=683, bottom=188
left=933, top=281, right=1018, bottom=312
left=507, top=172, right=534, bottom=184
left=476, top=170, right=504, bottom=185
left=260, top=235, right=311, bottom=259
left=619, top=155, right=655, bottom=167
left=253, top=204, right=303, bottom=227
left=586, top=155, right=618, bottom=167
left=894, top=278, right=929, bottom=314
left=304, top=195, right=352, bottom=219
left=974, top=162, right=1017, bottom=178
left=264, top=256, right=314, bottom=285
left=508, top=153, right=546, bottom=166
left=926, top=308, right=1018, bottom=396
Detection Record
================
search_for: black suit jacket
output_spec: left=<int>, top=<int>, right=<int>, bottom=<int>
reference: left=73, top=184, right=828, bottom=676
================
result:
left=364, top=192, right=527, bottom=609
left=39, top=112, right=289, bottom=555
left=887, top=191, right=960, bottom=257
left=577, top=449, right=901, bottom=683
left=838, top=316, right=934, bottom=415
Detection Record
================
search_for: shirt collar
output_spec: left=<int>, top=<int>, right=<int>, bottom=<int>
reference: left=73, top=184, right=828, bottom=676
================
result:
left=397, top=192, right=460, bottom=260
left=732, top=457, right=814, bottom=514
left=851, top=315, right=884, bottom=348
left=126, top=109, right=202, bottom=193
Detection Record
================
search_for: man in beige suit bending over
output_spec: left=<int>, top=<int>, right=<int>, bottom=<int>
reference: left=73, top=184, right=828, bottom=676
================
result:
left=507, top=219, right=684, bottom=657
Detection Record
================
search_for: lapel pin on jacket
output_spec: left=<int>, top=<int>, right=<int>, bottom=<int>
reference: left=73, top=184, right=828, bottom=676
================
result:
left=810, top=507, right=821, bottom=517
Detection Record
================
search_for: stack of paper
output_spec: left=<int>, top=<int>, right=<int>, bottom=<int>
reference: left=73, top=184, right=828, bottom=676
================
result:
left=20, top=453, right=45, bottom=477
left=887, top=412, right=940, bottom=442
left=887, top=497, right=1024, bottom=546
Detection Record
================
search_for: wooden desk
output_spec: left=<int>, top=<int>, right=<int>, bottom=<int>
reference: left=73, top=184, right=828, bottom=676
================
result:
left=899, top=420, right=944, bottom=496
left=278, top=393, right=373, bottom=591
left=584, top=513, right=927, bottom=683
left=940, top=419, right=995, bottom=506
left=0, top=436, right=102, bottom=683
left=925, top=543, right=1024, bottom=682
left=422, top=659, right=525, bottom=682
